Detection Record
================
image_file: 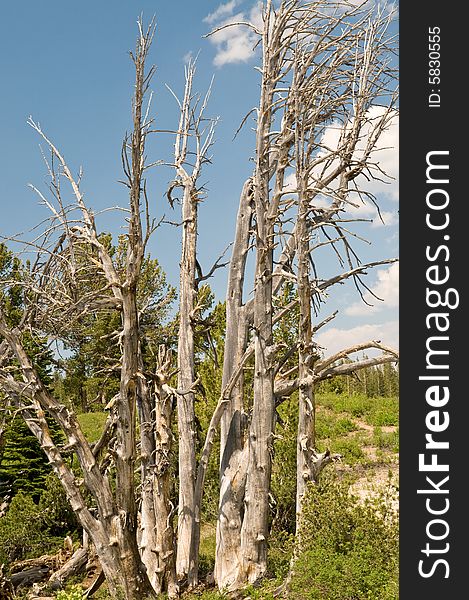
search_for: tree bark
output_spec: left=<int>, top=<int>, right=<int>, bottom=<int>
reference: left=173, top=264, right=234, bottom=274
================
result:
left=176, top=182, right=198, bottom=586
left=215, top=180, right=252, bottom=589
left=239, top=6, right=276, bottom=580
left=295, top=175, right=317, bottom=517
left=138, top=348, right=178, bottom=597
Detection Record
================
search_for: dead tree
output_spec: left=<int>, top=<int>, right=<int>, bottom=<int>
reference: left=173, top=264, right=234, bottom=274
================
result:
left=204, top=0, right=398, bottom=590
left=168, top=61, right=217, bottom=587
left=137, top=346, right=178, bottom=597
left=0, top=20, right=167, bottom=600
left=0, top=6, right=399, bottom=597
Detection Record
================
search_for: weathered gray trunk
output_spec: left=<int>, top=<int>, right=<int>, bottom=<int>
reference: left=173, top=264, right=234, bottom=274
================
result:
left=138, top=350, right=177, bottom=597
left=239, top=22, right=276, bottom=580
left=214, top=447, right=248, bottom=589
left=220, top=178, right=253, bottom=469
left=295, top=179, right=316, bottom=517
left=176, top=183, right=198, bottom=585
left=215, top=180, right=252, bottom=589
left=239, top=245, right=274, bottom=584
left=93, top=534, right=157, bottom=600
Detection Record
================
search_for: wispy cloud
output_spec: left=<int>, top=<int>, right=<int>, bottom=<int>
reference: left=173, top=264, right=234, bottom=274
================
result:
left=345, top=262, right=399, bottom=317
left=315, top=319, right=399, bottom=357
left=204, top=1, right=263, bottom=67
left=204, top=0, right=241, bottom=25
left=345, top=200, right=398, bottom=228
left=182, top=50, right=194, bottom=64
left=319, top=107, right=399, bottom=204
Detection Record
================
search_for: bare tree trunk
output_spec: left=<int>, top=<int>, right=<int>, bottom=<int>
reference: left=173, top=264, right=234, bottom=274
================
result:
left=239, top=5, right=276, bottom=580
left=175, top=182, right=198, bottom=586
left=170, top=61, right=217, bottom=587
left=215, top=180, right=252, bottom=589
left=295, top=176, right=317, bottom=517
left=220, top=178, right=253, bottom=469
left=138, top=348, right=178, bottom=597
left=239, top=245, right=274, bottom=584
left=215, top=447, right=249, bottom=588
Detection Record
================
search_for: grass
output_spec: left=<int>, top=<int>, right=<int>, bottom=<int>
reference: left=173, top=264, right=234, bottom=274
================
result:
left=316, top=413, right=358, bottom=439
left=373, top=426, right=399, bottom=453
left=314, top=393, right=398, bottom=467
left=317, top=392, right=398, bottom=427
left=198, top=523, right=216, bottom=577
left=76, top=411, right=108, bottom=442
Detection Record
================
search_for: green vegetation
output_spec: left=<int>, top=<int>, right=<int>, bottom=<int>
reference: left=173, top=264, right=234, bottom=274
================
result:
left=317, top=392, right=399, bottom=427
left=56, top=585, right=86, bottom=600
left=77, top=412, right=109, bottom=443
left=0, top=491, right=64, bottom=565
left=290, top=473, right=398, bottom=600
left=0, top=416, right=54, bottom=498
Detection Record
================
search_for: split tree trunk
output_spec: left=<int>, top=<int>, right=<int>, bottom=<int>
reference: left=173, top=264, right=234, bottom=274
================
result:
left=215, top=179, right=252, bottom=589
left=138, top=348, right=178, bottom=597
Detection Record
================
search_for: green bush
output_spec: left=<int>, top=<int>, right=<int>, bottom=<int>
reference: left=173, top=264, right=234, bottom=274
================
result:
left=328, top=437, right=365, bottom=464
left=56, top=584, right=85, bottom=600
left=271, top=396, right=298, bottom=533
left=290, top=473, right=398, bottom=600
left=39, top=473, right=79, bottom=537
left=365, top=399, right=399, bottom=427
left=0, top=492, right=60, bottom=564
left=0, top=474, right=78, bottom=566
left=316, top=413, right=358, bottom=439
left=267, top=529, right=294, bottom=579
left=373, top=427, right=399, bottom=453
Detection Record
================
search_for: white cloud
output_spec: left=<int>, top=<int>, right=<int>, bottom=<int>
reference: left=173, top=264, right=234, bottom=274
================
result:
left=345, top=200, right=398, bottom=228
left=282, top=171, right=297, bottom=192
left=204, top=2, right=263, bottom=67
left=182, top=50, right=194, bottom=64
left=315, top=108, right=399, bottom=204
left=374, top=210, right=398, bottom=228
left=315, top=319, right=399, bottom=357
left=345, top=262, right=399, bottom=317
left=282, top=171, right=333, bottom=209
left=204, top=1, right=241, bottom=25
left=362, top=106, right=399, bottom=202
left=284, top=108, right=398, bottom=221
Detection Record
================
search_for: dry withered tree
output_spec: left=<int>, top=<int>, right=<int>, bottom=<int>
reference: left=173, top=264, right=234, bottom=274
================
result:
left=0, top=2, right=399, bottom=597
left=205, top=0, right=399, bottom=590
left=0, top=20, right=177, bottom=600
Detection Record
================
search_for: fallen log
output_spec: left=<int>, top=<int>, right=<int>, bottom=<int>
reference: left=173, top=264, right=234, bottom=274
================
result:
left=11, top=547, right=70, bottom=574
left=10, top=565, right=50, bottom=589
left=48, top=546, right=88, bottom=590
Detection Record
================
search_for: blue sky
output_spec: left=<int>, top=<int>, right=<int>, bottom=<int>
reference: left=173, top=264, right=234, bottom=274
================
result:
left=0, top=1, right=398, bottom=356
